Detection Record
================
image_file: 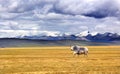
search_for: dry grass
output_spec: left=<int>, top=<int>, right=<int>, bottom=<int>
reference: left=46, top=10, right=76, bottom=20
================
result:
left=0, top=46, right=120, bottom=74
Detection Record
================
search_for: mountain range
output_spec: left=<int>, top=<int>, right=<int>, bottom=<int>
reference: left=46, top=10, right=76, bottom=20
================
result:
left=14, top=31, right=120, bottom=42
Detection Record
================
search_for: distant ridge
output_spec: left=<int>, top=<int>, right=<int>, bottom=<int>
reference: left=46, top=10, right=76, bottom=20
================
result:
left=1, top=32, right=120, bottom=42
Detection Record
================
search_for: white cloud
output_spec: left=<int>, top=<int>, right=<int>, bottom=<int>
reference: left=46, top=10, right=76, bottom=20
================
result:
left=94, top=17, right=120, bottom=33
left=95, top=24, right=107, bottom=30
left=79, top=26, right=88, bottom=30
left=0, top=30, right=60, bottom=38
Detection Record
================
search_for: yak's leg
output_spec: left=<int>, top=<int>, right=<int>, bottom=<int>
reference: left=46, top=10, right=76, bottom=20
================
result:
left=84, top=51, right=88, bottom=57
left=76, top=53, right=80, bottom=57
left=73, top=52, right=79, bottom=57
left=73, top=52, right=77, bottom=57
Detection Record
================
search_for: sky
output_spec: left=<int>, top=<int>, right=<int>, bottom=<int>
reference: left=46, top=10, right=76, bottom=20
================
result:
left=0, top=0, right=120, bottom=37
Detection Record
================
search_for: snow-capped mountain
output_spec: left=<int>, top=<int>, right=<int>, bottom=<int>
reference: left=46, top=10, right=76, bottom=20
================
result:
left=19, top=32, right=120, bottom=42
left=85, top=32, right=120, bottom=42
left=76, top=31, right=90, bottom=37
left=0, top=30, right=120, bottom=42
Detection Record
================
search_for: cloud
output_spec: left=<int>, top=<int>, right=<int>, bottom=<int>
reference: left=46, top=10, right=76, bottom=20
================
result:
left=0, top=0, right=56, bottom=13
left=0, top=0, right=120, bottom=37
left=1, top=0, right=120, bottom=17
left=79, top=26, right=88, bottom=30
left=0, top=30, right=60, bottom=38
left=54, top=0, right=97, bottom=15
left=83, top=0, right=120, bottom=18
left=54, top=0, right=120, bottom=18
left=0, top=20, right=41, bottom=30
left=94, top=17, right=120, bottom=33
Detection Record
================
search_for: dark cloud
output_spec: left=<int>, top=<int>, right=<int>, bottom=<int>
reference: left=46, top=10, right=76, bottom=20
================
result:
left=82, top=1, right=120, bottom=18
left=83, top=8, right=119, bottom=18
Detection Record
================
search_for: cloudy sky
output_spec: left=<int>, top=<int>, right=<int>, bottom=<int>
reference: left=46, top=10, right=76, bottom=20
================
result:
left=0, top=0, right=120, bottom=37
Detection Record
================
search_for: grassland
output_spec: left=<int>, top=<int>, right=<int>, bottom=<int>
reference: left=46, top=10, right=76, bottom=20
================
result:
left=0, top=46, right=120, bottom=74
